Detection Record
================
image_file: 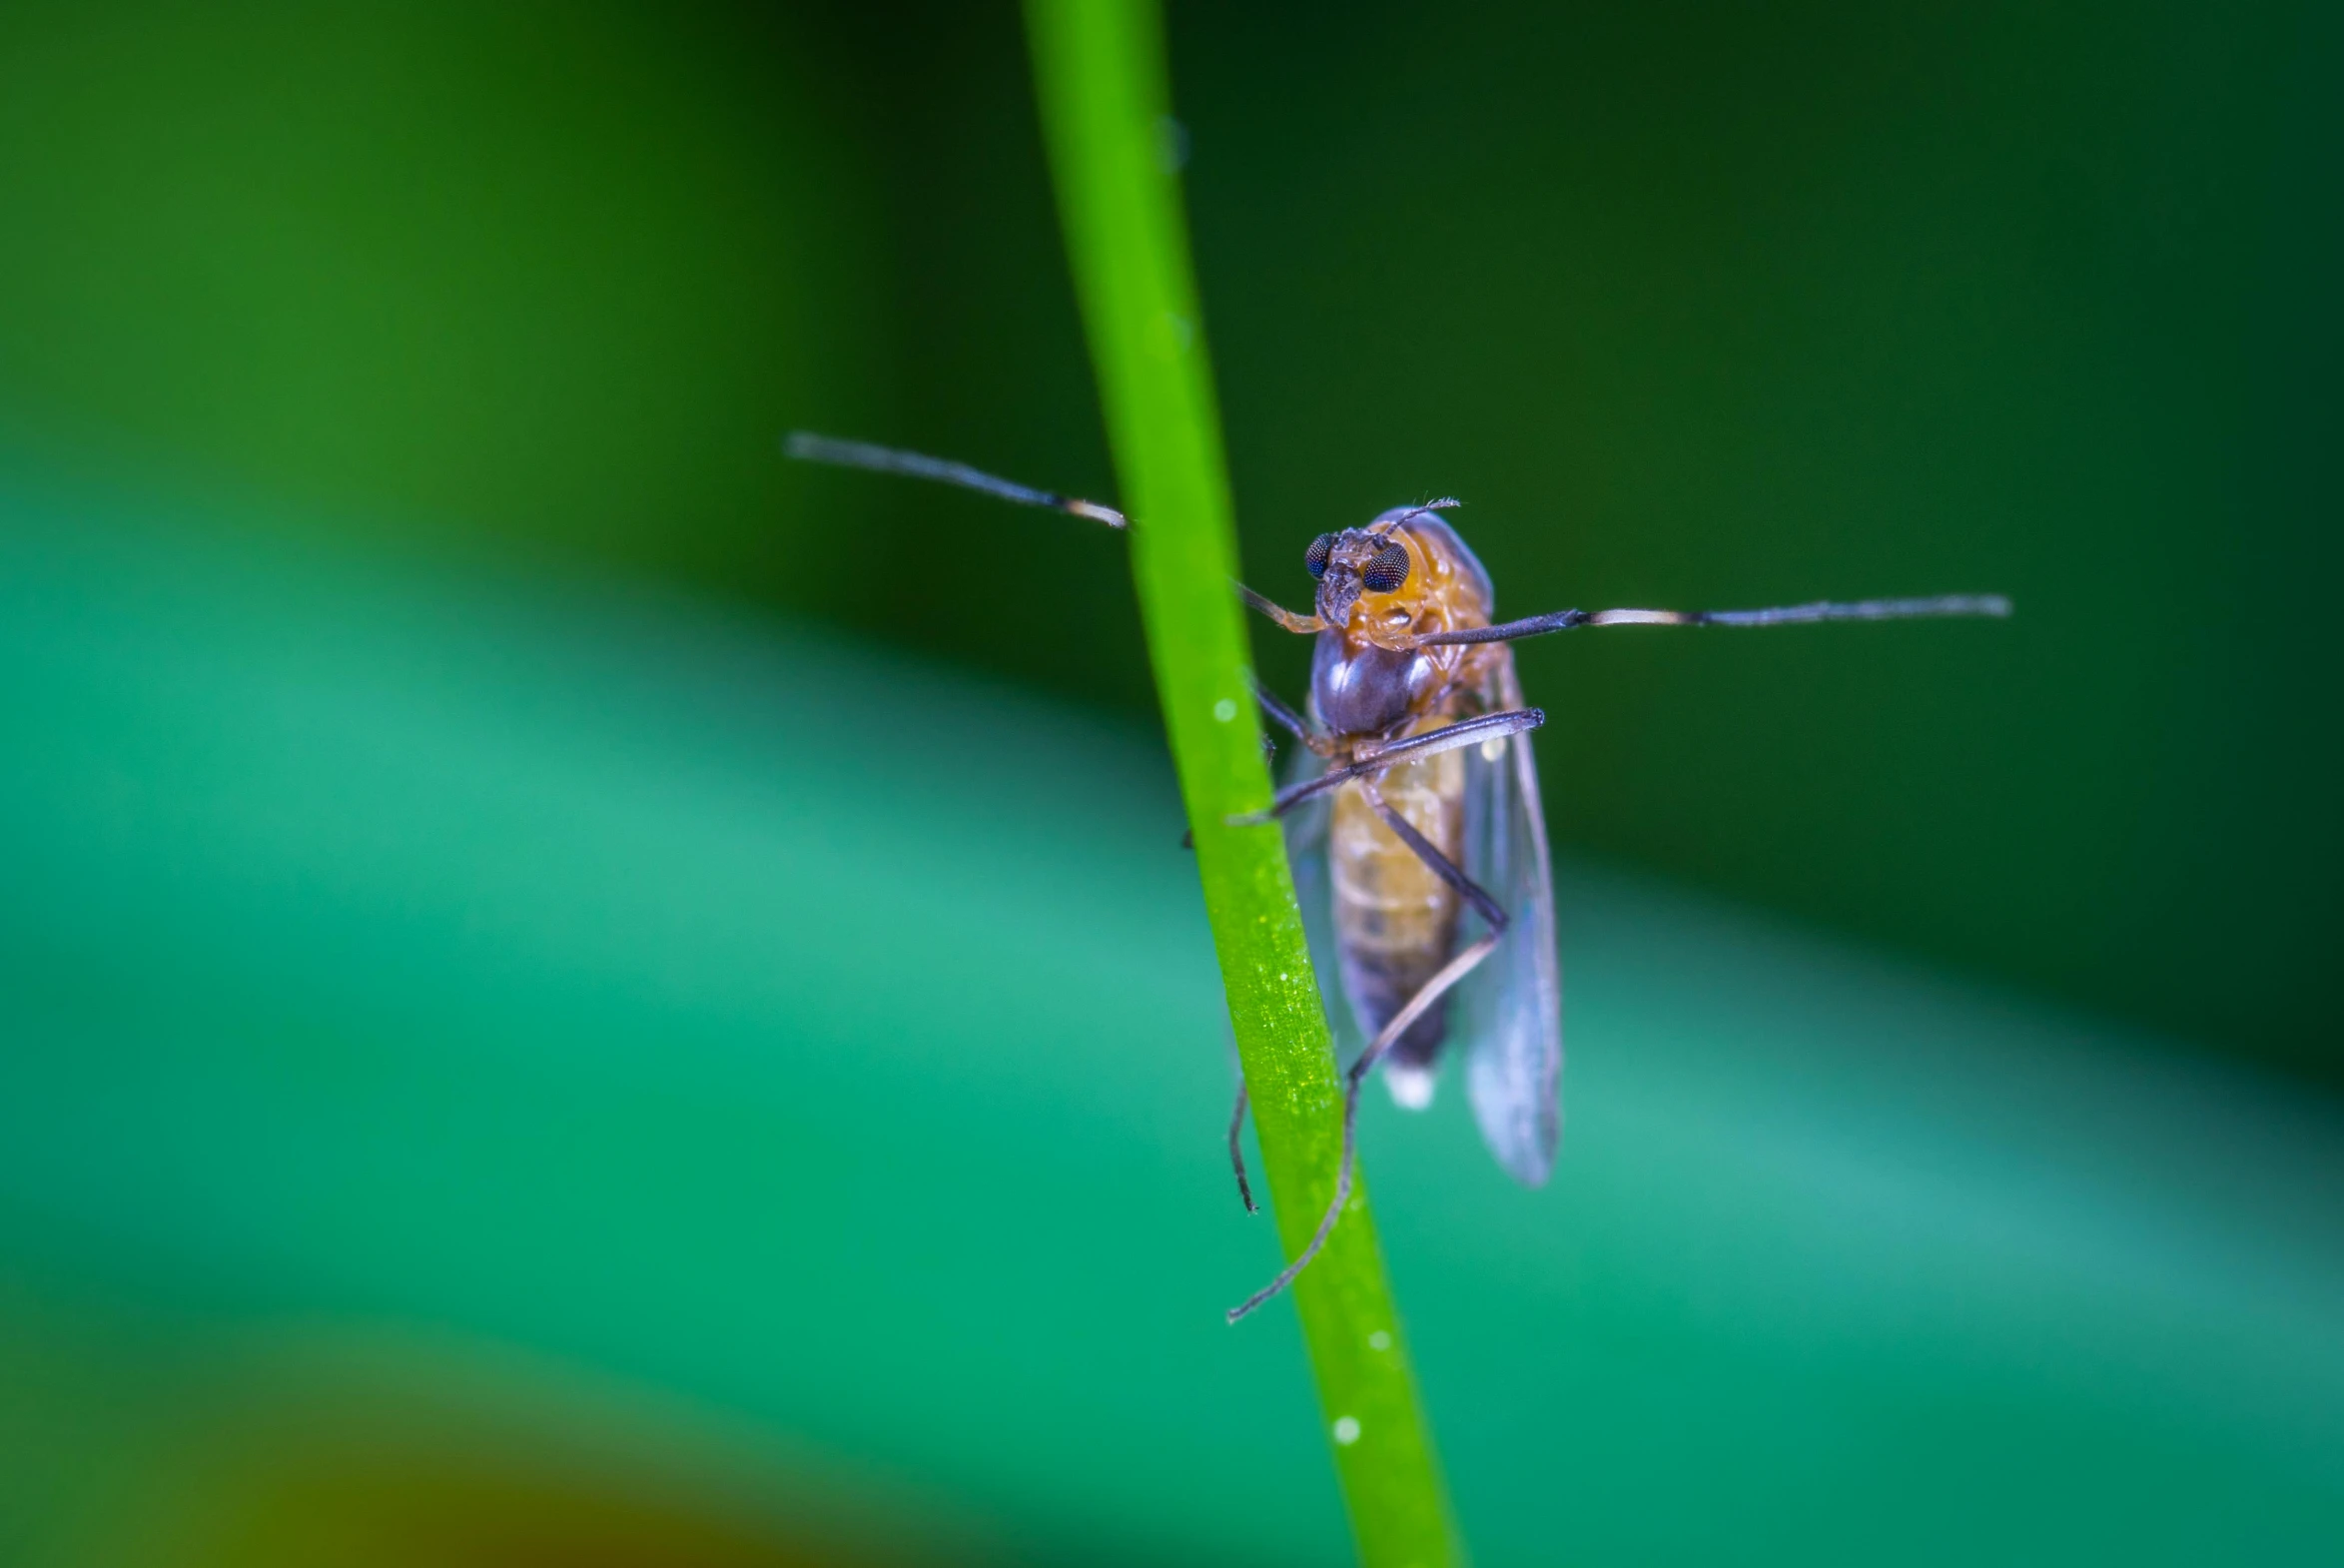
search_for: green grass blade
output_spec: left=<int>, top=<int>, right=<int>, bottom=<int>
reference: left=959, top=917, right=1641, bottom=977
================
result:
left=1023, top=4, right=1459, bottom=1562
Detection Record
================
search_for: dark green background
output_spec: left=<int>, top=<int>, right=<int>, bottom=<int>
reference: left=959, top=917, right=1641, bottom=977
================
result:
left=2, top=4, right=2340, bottom=1564
left=2, top=0, right=2334, bottom=1077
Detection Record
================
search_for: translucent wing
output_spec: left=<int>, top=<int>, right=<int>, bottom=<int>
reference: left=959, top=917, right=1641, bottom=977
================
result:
left=1279, top=743, right=1367, bottom=1067
left=1456, top=659, right=1562, bottom=1186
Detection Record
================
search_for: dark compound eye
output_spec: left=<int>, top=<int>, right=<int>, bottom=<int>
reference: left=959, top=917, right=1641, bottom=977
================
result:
left=1304, top=533, right=1333, bottom=578
left=1361, top=541, right=1411, bottom=594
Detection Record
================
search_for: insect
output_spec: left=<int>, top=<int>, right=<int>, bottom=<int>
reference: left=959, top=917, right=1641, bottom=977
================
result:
left=784, top=431, right=2009, bottom=1321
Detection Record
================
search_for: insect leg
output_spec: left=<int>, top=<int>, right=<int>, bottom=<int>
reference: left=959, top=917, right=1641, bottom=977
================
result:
left=1247, top=673, right=1340, bottom=759
left=1185, top=676, right=1331, bottom=840
left=1411, top=593, right=2011, bottom=648
left=1180, top=679, right=1316, bottom=848
left=1350, top=780, right=1510, bottom=947
left=1225, top=708, right=1544, bottom=825
left=1224, top=780, right=1511, bottom=1319
left=1226, top=926, right=1503, bottom=1324
left=1237, top=582, right=1324, bottom=635
left=784, top=432, right=1127, bottom=528
left=1248, top=676, right=1312, bottom=742
left=1227, top=1081, right=1258, bottom=1214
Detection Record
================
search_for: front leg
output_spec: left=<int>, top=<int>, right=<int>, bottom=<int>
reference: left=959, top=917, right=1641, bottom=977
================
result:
left=1225, top=708, right=1545, bottom=826
left=1237, top=582, right=1324, bottom=635
left=1248, top=675, right=1338, bottom=758
left=1409, top=594, right=2011, bottom=648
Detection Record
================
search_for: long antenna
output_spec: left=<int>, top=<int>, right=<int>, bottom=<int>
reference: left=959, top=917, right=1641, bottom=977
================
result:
left=784, top=431, right=1128, bottom=528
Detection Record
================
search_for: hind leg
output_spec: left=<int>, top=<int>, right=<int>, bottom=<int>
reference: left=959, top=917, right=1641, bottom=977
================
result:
left=1226, top=782, right=1508, bottom=1323
left=1226, top=1081, right=1257, bottom=1213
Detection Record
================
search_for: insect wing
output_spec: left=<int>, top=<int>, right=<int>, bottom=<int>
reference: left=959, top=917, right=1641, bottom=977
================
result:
left=1279, top=744, right=1367, bottom=1065
left=1457, top=677, right=1562, bottom=1185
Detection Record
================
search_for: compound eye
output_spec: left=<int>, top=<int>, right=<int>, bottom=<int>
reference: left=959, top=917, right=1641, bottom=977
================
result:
left=1361, top=541, right=1411, bottom=594
left=1304, top=533, right=1333, bottom=578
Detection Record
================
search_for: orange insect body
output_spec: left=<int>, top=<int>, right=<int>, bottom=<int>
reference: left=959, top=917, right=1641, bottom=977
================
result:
left=1305, top=511, right=1528, bottom=1110
left=1323, top=521, right=1492, bottom=651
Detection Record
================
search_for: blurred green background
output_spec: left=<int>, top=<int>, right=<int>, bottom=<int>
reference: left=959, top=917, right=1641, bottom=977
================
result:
left=2, top=2, right=2339, bottom=1564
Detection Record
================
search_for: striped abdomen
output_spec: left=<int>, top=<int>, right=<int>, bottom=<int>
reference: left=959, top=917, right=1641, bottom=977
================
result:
left=1330, top=706, right=1468, bottom=1086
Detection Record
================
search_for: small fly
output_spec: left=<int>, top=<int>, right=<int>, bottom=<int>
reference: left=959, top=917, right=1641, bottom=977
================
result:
left=785, top=431, right=2009, bottom=1321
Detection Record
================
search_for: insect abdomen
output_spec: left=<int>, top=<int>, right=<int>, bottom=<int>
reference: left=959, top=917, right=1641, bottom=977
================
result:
left=1330, top=730, right=1466, bottom=1086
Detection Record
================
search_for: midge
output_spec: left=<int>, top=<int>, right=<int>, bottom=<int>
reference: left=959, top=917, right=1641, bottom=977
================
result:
left=785, top=431, right=2009, bottom=1322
